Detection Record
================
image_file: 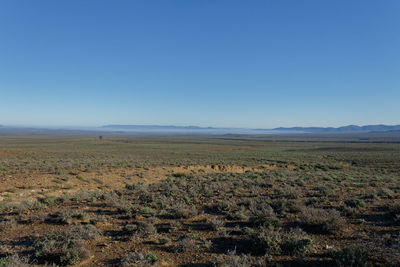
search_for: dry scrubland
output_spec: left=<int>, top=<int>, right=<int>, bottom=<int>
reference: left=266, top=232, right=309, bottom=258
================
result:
left=0, top=134, right=399, bottom=266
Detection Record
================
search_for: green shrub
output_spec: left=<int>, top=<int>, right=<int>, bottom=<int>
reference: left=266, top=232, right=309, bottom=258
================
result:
left=281, top=228, right=313, bottom=256
left=345, top=199, right=366, bottom=209
left=145, top=252, right=158, bottom=263
left=123, top=221, right=157, bottom=237
left=252, top=227, right=313, bottom=256
left=249, top=202, right=279, bottom=227
left=141, top=206, right=156, bottom=215
left=378, top=188, right=393, bottom=198
left=32, top=224, right=99, bottom=265
left=0, top=254, right=30, bottom=267
left=174, top=237, right=197, bottom=252
left=46, top=210, right=73, bottom=225
left=208, top=217, right=224, bottom=231
left=120, top=251, right=159, bottom=267
left=212, top=250, right=268, bottom=267
left=170, top=203, right=198, bottom=219
left=300, top=208, right=345, bottom=234
left=172, top=173, right=187, bottom=178
left=32, top=227, right=96, bottom=266
left=214, top=200, right=232, bottom=213
left=335, top=247, right=369, bottom=267
left=252, top=227, right=282, bottom=255
left=227, top=208, right=249, bottom=221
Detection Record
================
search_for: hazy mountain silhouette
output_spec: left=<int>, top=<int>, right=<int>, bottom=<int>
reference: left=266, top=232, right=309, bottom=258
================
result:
left=102, top=125, right=217, bottom=130
left=274, top=124, right=400, bottom=133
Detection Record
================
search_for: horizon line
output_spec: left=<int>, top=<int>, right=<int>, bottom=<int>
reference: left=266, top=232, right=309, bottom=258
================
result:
left=1, top=123, right=400, bottom=130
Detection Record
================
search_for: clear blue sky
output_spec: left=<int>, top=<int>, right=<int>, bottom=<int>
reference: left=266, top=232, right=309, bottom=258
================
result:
left=1, top=0, right=399, bottom=128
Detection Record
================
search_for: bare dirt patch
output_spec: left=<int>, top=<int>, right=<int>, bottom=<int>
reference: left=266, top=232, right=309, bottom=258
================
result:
left=0, top=163, right=294, bottom=204
left=0, top=151, right=18, bottom=157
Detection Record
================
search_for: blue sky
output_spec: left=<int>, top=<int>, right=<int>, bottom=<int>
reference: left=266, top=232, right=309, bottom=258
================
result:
left=1, top=0, right=399, bottom=128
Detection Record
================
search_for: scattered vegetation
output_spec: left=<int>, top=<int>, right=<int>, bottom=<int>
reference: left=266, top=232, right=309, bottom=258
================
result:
left=0, top=135, right=399, bottom=266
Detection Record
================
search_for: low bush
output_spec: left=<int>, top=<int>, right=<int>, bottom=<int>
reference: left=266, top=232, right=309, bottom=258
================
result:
left=123, top=221, right=157, bottom=238
left=0, top=254, right=30, bottom=267
left=120, top=251, right=159, bottom=267
left=251, top=227, right=313, bottom=256
left=66, top=224, right=101, bottom=240
left=212, top=250, right=268, bottom=267
left=335, top=247, right=369, bottom=267
left=32, top=225, right=98, bottom=266
left=174, top=237, right=197, bottom=252
left=388, top=205, right=400, bottom=224
left=169, top=203, right=198, bottom=219
left=344, top=199, right=366, bottom=209
left=300, top=208, right=345, bottom=234
left=249, top=202, right=279, bottom=227
left=214, top=200, right=232, bottom=213
left=377, top=188, right=393, bottom=198
left=207, top=217, right=225, bottom=231
left=281, top=228, right=313, bottom=256
left=46, top=210, right=73, bottom=225
left=251, top=227, right=282, bottom=255
left=226, top=205, right=249, bottom=221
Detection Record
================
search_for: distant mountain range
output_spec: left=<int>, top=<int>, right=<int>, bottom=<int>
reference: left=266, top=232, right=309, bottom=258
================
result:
left=273, top=124, right=400, bottom=133
left=103, top=124, right=400, bottom=133
left=100, top=124, right=266, bottom=134
left=102, top=125, right=217, bottom=130
left=0, top=124, right=399, bottom=135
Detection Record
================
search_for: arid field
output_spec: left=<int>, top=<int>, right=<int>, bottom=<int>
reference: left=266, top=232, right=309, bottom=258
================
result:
left=0, top=134, right=399, bottom=266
